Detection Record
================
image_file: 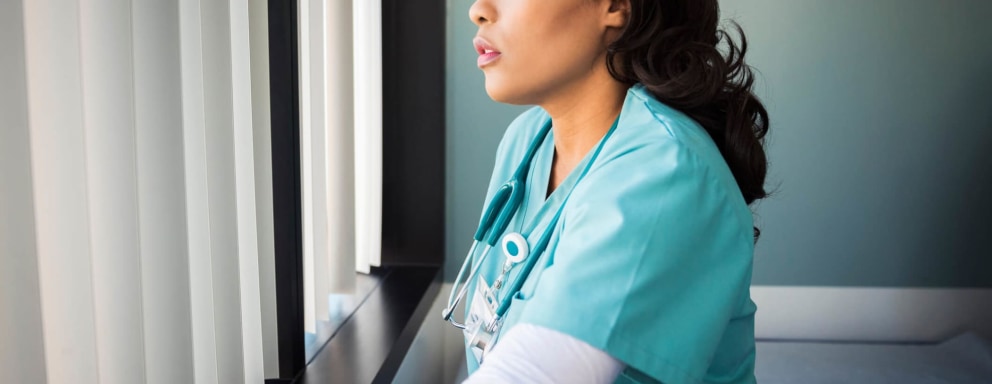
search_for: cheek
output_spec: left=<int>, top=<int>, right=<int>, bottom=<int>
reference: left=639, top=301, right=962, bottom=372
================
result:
left=513, top=16, right=602, bottom=75
left=481, top=9, right=604, bottom=102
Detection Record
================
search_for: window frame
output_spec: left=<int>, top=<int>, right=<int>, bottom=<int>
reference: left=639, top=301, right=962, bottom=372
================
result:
left=265, top=0, right=445, bottom=381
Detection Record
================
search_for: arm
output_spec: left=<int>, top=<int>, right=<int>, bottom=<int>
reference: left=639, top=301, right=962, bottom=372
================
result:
left=463, top=323, right=625, bottom=384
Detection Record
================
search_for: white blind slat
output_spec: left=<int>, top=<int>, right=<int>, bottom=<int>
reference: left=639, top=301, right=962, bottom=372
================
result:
left=299, top=0, right=318, bottom=334
left=309, top=0, right=331, bottom=324
left=247, top=0, right=281, bottom=376
left=178, top=0, right=221, bottom=381
left=325, top=0, right=357, bottom=293
left=79, top=0, right=146, bottom=382
left=0, top=0, right=47, bottom=381
left=201, top=0, right=247, bottom=381
left=354, top=0, right=383, bottom=272
left=132, top=0, right=196, bottom=382
left=230, top=0, right=265, bottom=382
left=23, top=0, right=100, bottom=382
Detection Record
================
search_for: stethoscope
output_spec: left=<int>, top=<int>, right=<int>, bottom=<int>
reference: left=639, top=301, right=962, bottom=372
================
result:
left=442, top=113, right=620, bottom=358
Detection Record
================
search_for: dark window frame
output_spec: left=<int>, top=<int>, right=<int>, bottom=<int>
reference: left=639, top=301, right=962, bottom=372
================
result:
left=266, top=0, right=445, bottom=381
left=267, top=0, right=305, bottom=380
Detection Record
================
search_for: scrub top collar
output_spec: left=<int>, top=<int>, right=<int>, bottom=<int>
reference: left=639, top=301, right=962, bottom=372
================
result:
left=518, top=85, right=636, bottom=240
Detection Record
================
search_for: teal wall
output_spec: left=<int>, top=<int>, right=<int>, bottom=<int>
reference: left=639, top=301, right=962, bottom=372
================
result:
left=445, top=0, right=992, bottom=287
left=444, top=0, right=527, bottom=278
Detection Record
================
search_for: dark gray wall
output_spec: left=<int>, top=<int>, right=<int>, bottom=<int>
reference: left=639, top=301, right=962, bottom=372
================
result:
left=380, top=0, right=446, bottom=266
left=445, top=0, right=992, bottom=287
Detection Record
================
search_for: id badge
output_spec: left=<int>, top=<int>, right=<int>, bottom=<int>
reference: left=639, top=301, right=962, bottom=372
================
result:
left=465, top=276, right=499, bottom=364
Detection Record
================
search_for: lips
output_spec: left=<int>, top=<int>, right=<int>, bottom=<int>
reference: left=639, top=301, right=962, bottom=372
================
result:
left=473, top=37, right=501, bottom=67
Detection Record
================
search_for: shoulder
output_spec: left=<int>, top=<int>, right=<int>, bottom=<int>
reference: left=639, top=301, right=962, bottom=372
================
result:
left=569, top=84, right=752, bottom=240
left=603, top=84, right=738, bottom=186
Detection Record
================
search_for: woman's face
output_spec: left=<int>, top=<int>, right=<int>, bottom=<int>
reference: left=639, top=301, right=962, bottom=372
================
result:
left=469, top=0, right=622, bottom=105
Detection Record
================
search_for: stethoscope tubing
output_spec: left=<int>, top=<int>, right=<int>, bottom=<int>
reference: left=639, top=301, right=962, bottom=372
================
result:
left=443, top=112, right=621, bottom=333
left=443, top=241, right=490, bottom=329
left=443, top=121, right=555, bottom=329
left=493, top=114, right=619, bottom=317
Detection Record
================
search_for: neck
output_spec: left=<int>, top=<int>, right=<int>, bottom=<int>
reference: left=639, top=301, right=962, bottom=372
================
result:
left=540, top=76, right=628, bottom=164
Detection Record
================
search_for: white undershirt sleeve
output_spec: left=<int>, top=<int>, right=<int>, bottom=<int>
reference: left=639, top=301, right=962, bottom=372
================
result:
left=463, top=323, right=625, bottom=384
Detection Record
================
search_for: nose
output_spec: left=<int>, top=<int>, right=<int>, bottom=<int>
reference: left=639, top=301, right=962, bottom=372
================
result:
left=468, top=0, right=494, bottom=26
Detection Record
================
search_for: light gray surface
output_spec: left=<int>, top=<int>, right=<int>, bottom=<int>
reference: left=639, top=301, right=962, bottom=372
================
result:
left=756, top=333, right=992, bottom=383
left=444, top=0, right=992, bottom=287
left=0, top=0, right=47, bottom=382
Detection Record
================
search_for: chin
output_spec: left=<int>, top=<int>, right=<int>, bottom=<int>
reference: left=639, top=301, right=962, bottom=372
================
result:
left=483, top=77, right=532, bottom=106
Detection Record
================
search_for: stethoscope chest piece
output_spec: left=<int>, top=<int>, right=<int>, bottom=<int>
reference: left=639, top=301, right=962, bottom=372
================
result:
left=501, top=232, right=529, bottom=264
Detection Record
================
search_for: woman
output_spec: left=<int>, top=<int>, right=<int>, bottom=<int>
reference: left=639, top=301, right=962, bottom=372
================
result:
left=452, top=0, right=769, bottom=382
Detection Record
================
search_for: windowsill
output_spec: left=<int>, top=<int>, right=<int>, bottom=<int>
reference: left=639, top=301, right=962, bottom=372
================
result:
left=303, top=271, right=387, bottom=361
left=292, top=266, right=441, bottom=384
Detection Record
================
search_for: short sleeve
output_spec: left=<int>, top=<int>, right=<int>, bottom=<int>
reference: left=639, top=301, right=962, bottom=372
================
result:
left=513, top=140, right=754, bottom=384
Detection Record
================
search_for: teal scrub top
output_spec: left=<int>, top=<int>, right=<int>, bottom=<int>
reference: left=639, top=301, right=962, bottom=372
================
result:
left=464, top=84, right=758, bottom=384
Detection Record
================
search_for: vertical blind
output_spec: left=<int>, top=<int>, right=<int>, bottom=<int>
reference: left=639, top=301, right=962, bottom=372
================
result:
left=0, top=0, right=282, bottom=382
left=353, top=0, right=384, bottom=273
left=297, top=0, right=382, bottom=336
left=1, top=0, right=385, bottom=382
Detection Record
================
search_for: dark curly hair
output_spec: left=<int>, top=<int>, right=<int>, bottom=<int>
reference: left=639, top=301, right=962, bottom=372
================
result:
left=606, top=0, right=769, bottom=212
